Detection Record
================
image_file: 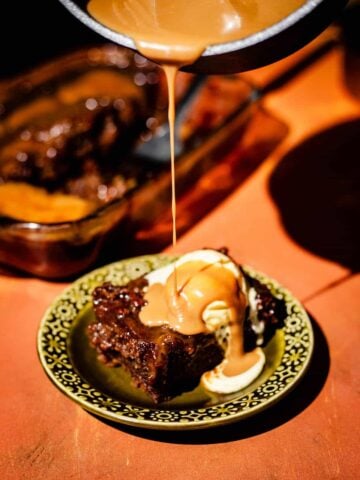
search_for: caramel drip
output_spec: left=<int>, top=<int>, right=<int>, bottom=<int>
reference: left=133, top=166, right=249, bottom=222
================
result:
left=164, top=65, right=179, bottom=290
left=164, top=66, right=178, bottom=248
left=222, top=323, right=262, bottom=376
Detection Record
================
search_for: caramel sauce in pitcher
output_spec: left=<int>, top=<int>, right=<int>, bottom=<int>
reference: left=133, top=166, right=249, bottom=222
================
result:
left=87, top=0, right=304, bottom=386
left=88, top=0, right=305, bottom=65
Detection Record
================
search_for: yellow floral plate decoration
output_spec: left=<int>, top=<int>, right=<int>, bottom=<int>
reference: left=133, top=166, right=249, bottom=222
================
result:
left=37, top=254, right=314, bottom=430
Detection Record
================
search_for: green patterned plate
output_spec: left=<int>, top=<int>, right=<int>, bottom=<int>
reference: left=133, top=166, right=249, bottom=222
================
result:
left=37, top=254, right=313, bottom=430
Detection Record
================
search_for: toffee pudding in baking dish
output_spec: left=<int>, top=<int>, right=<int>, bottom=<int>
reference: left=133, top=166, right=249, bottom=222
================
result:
left=0, top=58, right=157, bottom=222
left=88, top=249, right=286, bottom=403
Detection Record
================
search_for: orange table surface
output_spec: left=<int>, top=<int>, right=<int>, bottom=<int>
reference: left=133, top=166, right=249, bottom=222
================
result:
left=1, top=41, right=360, bottom=479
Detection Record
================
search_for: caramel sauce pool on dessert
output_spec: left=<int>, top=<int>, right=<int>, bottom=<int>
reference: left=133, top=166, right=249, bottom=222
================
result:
left=86, top=1, right=304, bottom=390
left=140, top=251, right=264, bottom=391
left=141, top=260, right=242, bottom=335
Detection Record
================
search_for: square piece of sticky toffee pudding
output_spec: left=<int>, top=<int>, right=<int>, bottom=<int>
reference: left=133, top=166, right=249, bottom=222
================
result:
left=88, top=249, right=286, bottom=403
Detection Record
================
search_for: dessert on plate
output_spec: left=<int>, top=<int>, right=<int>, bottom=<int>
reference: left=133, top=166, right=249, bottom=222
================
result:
left=88, top=248, right=286, bottom=403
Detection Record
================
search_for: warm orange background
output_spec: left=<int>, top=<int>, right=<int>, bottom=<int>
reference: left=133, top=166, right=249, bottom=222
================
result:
left=1, top=32, right=359, bottom=479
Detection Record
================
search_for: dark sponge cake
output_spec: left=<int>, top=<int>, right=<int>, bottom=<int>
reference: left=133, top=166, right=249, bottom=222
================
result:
left=243, top=275, right=287, bottom=352
left=89, top=280, right=224, bottom=403
left=88, top=272, right=286, bottom=403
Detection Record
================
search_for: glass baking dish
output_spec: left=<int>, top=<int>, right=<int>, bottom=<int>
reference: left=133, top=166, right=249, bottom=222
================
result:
left=0, top=45, right=287, bottom=278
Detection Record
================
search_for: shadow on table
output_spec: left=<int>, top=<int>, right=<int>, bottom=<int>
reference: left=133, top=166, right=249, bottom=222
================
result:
left=341, top=1, right=360, bottom=101
left=90, top=315, right=329, bottom=444
left=268, top=118, right=360, bottom=272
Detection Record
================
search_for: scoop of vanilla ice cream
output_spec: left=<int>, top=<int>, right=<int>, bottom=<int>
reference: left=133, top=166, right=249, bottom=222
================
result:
left=202, top=300, right=232, bottom=332
left=145, top=249, right=243, bottom=289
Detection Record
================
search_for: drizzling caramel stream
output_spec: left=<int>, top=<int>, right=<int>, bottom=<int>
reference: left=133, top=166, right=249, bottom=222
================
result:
left=164, top=66, right=178, bottom=250
left=88, top=0, right=305, bottom=252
